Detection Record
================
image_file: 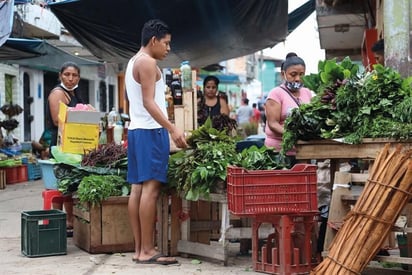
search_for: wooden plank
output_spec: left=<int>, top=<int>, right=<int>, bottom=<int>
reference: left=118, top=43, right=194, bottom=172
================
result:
left=183, top=90, right=194, bottom=132
left=73, top=196, right=134, bottom=253
left=90, top=203, right=102, bottom=248
left=189, top=200, right=198, bottom=242
left=323, top=172, right=352, bottom=251
left=225, top=224, right=274, bottom=239
left=177, top=240, right=227, bottom=262
left=192, top=70, right=198, bottom=130
left=170, top=192, right=181, bottom=256
left=156, top=193, right=169, bottom=254
left=197, top=200, right=212, bottom=244
left=180, top=199, right=191, bottom=241
left=351, top=173, right=369, bottom=183
left=73, top=202, right=90, bottom=221
left=295, top=138, right=412, bottom=160
left=101, top=202, right=133, bottom=245
left=0, top=170, right=6, bottom=189
left=374, top=255, right=412, bottom=265
left=190, top=220, right=221, bottom=232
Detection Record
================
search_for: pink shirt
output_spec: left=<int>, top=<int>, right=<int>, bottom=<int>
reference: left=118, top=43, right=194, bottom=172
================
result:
left=264, top=85, right=313, bottom=155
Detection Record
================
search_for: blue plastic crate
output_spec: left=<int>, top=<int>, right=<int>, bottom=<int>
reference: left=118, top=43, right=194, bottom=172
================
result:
left=37, top=160, right=57, bottom=189
left=27, top=163, right=42, bottom=181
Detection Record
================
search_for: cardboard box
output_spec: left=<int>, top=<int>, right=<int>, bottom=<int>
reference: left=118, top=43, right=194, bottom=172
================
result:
left=58, top=102, right=102, bottom=154
left=73, top=196, right=134, bottom=253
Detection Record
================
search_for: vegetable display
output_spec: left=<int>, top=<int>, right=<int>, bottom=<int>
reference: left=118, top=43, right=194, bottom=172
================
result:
left=168, top=117, right=287, bottom=201
left=55, top=143, right=129, bottom=201
left=282, top=58, right=412, bottom=154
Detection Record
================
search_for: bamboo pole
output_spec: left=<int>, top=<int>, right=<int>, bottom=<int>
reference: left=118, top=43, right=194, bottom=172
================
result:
left=312, top=144, right=412, bottom=275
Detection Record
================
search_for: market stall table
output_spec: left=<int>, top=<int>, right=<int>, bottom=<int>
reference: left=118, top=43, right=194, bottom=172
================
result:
left=295, top=138, right=412, bottom=267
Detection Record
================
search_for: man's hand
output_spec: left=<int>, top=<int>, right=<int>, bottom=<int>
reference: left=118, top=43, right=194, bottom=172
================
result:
left=170, top=127, right=187, bottom=149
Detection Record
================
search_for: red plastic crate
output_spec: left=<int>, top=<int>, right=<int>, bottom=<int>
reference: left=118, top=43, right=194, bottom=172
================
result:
left=227, top=164, right=318, bottom=216
left=4, top=165, right=28, bottom=184
left=252, top=213, right=319, bottom=275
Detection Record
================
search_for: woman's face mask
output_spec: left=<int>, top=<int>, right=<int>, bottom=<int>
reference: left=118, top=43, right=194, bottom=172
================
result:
left=282, top=64, right=305, bottom=91
left=285, top=81, right=303, bottom=91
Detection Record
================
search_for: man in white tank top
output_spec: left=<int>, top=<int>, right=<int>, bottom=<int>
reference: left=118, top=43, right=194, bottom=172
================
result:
left=126, top=19, right=187, bottom=265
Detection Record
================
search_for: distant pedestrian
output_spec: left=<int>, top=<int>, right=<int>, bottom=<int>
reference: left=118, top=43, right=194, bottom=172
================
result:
left=251, top=103, right=261, bottom=124
left=236, top=98, right=253, bottom=126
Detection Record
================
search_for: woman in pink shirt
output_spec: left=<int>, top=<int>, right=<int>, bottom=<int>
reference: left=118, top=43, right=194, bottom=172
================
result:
left=264, top=54, right=313, bottom=163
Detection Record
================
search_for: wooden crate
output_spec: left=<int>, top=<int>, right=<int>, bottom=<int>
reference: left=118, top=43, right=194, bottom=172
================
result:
left=0, top=169, right=6, bottom=189
left=73, top=196, right=134, bottom=253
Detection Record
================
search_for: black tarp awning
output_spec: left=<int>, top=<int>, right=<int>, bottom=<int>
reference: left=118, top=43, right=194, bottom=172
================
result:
left=0, top=38, right=100, bottom=71
left=49, top=0, right=290, bottom=68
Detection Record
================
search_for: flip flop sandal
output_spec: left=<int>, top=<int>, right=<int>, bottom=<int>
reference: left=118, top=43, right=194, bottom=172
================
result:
left=135, top=253, right=178, bottom=265
left=66, top=227, right=73, bottom=238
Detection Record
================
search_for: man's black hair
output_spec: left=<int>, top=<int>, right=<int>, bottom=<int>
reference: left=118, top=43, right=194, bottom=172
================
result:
left=141, top=19, right=171, bottom=47
left=371, top=39, right=384, bottom=54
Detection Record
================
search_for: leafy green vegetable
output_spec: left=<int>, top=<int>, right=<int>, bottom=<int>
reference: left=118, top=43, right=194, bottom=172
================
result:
left=168, top=120, right=289, bottom=201
left=283, top=58, right=412, bottom=152
left=77, top=174, right=129, bottom=205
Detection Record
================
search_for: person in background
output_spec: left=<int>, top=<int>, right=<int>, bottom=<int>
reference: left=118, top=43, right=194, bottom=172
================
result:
left=125, top=19, right=187, bottom=265
left=371, top=38, right=384, bottom=66
left=264, top=54, right=313, bottom=165
left=45, top=61, right=84, bottom=237
left=251, top=103, right=261, bottom=125
left=197, top=75, right=230, bottom=126
left=257, top=95, right=267, bottom=130
left=236, top=97, right=253, bottom=126
left=31, top=129, right=51, bottom=160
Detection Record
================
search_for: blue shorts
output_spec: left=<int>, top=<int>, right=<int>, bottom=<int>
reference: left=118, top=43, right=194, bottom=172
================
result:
left=127, top=128, right=170, bottom=184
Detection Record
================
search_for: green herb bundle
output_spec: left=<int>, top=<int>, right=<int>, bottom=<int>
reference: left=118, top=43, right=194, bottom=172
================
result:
left=282, top=58, right=412, bottom=153
left=168, top=118, right=287, bottom=201
left=77, top=174, right=129, bottom=205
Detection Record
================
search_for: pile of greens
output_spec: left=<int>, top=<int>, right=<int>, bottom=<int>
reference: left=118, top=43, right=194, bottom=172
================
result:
left=168, top=118, right=287, bottom=201
left=282, top=58, right=412, bottom=153
left=55, top=143, right=129, bottom=203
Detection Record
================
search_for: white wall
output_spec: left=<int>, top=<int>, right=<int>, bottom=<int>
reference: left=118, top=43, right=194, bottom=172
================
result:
left=19, top=67, right=44, bottom=142
left=0, top=64, right=21, bottom=140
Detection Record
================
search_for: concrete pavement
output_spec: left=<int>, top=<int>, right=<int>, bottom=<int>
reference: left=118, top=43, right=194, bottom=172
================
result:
left=0, top=179, right=258, bottom=275
left=1, top=179, right=409, bottom=275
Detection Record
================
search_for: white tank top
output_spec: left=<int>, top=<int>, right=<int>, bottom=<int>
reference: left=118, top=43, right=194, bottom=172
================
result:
left=125, top=54, right=167, bottom=129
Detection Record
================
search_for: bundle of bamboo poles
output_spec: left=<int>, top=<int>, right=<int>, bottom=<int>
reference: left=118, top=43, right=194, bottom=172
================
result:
left=312, top=143, right=412, bottom=275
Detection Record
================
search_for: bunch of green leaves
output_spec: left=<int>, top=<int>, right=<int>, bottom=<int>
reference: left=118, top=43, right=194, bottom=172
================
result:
left=324, top=64, right=412, bottom=143
left=231, top=145, right=286, bottom=170
left=186, top=117, right=237, bottom=148
left=169, top=122, right=289, bottom=201
left=77, top=174, right=129, bottom=205
left=302, top=57, right=359, bottom=95
left=56, top=163, right=127, bottom=194
left=283, top=59, right=412, bottom=150
left=282, top=58, right=360, bottom=153
left=168, top=139, right=237, bottom=201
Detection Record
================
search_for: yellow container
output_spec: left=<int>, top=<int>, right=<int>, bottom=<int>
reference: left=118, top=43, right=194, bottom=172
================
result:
left=58, top=102, right=102, bottom=154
